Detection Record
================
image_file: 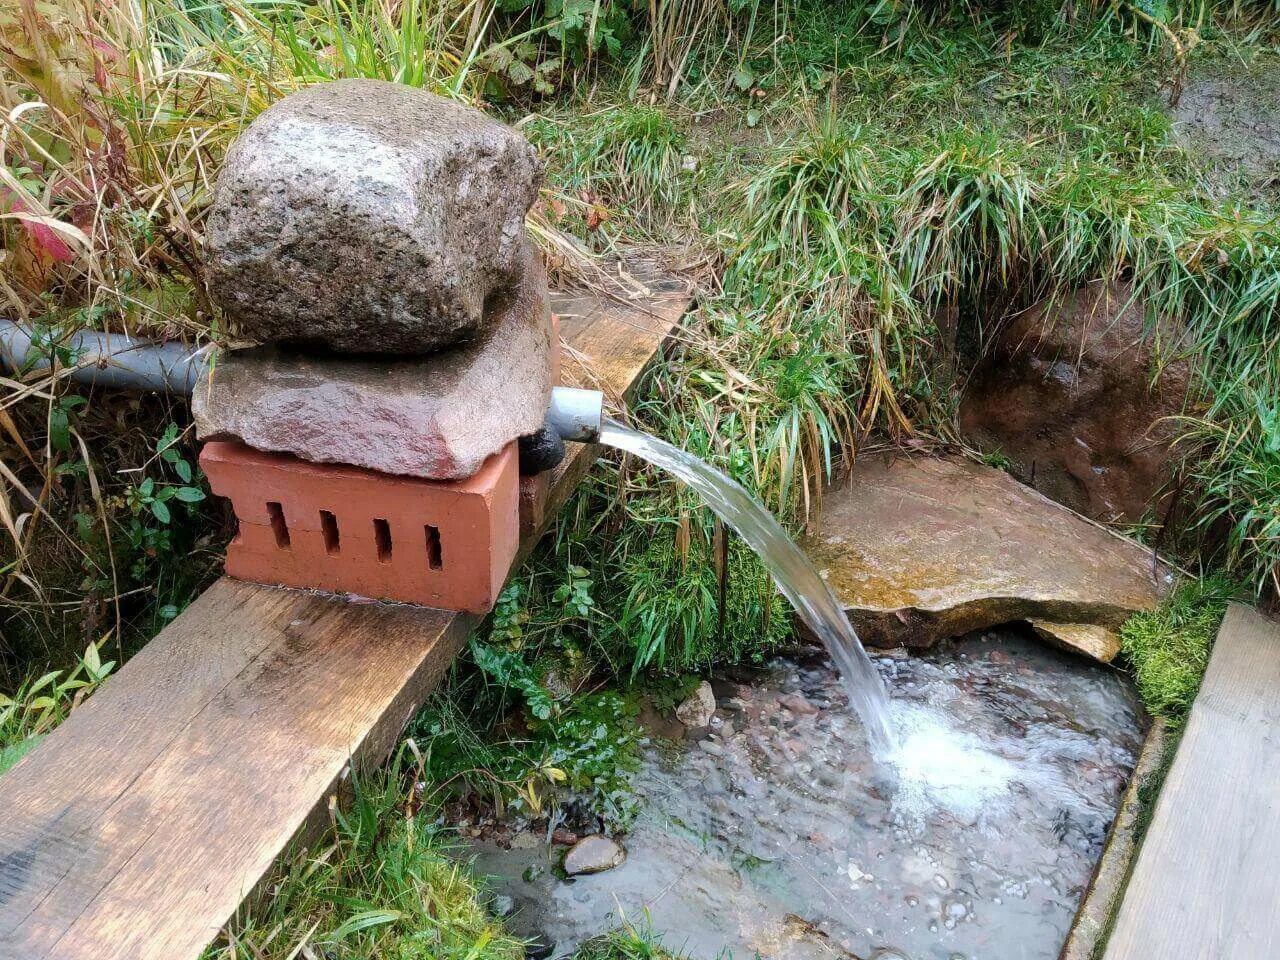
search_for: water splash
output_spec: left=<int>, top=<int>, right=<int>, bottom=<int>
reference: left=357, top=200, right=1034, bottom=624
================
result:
left=598, top=417, right=896, bottom=753
left=886, top=701, right=1019, bottom=820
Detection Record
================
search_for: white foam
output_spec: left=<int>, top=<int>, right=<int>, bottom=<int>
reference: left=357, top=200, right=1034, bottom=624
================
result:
left=886, top=702, right=1018, bottom=819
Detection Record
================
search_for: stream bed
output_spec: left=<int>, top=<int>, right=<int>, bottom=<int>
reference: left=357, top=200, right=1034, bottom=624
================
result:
left=466, top=630, right=1145, bottom=959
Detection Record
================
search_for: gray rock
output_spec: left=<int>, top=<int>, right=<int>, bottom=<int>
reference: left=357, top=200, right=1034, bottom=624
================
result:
left=562, top=835, right=626, bottom=876
left=206, top=78, right=543, bottom=355
left=674, top=681, right=716, bottom=728
left=193, top=252, right=553, bottom=480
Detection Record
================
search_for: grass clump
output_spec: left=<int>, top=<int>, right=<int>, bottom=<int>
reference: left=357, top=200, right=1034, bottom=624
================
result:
left=208, top=753, right=522, bottom=960
left=419, top=684, right=647, bottom=828
left=1119, top=575, right=1235, bottom=722
left=570, top=923, right=690, bottom=960
left=0, top=638, right=114, bottom=775
left=529, top=105, right=688, bottom=228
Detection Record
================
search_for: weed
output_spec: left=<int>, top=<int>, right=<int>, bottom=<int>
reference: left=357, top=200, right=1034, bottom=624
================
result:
left=207, top=750, right=523, bottom=960
left=570, top=921, right=692, bottom=960
left=0, top=638, right=114, bottom=774
left=419, top=684, right=646, bottom=829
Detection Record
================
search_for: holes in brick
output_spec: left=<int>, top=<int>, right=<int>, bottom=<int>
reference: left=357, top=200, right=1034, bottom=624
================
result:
left=267, top=502, right=290, bottom=550
left=374, top=518, right=393, bottom=563
left=320, top=510, right=340, bottom=555
left=425, top=525, right=442, bottom=570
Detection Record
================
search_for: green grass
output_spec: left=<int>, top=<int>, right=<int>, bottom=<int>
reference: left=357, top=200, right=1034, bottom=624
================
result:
left=516, top=5, right=1280, bottom=672
left=569, top=923, right=692, bottom=960
left=207, top=753, right=523, bottom=960
left=0, top=640, right=114, bottom=775
left=418, top=682, right=648, bottom=829
left=1119, top=575, right=1235, bottom=722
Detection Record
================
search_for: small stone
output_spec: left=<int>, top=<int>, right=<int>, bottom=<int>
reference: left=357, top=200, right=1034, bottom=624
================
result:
left=1028, top=620, right=1121, bottom=664
left=562, top=835, right=626, bottom=876
left=509, top=831, right=540, bottom=850
left=490, top=893, right=514, bottom=917
left=674, top=681, right=716, bottom=728
left=551, top=827, right=578, bottom=846
left=779, top=692, right=819, bottom=716
left=207, top=78, right=543, bottom=355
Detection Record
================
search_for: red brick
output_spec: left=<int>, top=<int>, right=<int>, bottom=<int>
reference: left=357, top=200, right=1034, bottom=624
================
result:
left=519, top=472, right=549, bottom=541
left=200, top=440, right=519, bottom=614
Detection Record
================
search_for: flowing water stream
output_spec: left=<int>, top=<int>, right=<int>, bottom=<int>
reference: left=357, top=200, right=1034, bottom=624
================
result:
left=466, top=631, right=1144, bottom=959
left=598, top=418, right=895, bottom=754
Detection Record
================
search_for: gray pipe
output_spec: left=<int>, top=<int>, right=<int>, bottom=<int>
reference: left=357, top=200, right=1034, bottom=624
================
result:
left=0, top=319, right=210, bottom=394
left=0, top=318, right=604, bottom=443
left=546, top=386, right=603, bottom=442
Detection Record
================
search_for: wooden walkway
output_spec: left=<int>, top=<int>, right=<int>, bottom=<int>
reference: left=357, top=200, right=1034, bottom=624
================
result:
left=0, top=263, right=690, bottom=960
left=1103, top=602, right=1280, bottom=960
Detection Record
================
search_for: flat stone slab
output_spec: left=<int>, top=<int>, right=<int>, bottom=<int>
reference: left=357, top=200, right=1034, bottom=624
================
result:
left=193, top=255, right=553, bottom=481
left=803, top=455, right=1169, bottom=661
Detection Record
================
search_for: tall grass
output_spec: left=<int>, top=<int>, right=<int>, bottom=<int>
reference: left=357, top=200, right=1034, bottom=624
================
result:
left=524, top=5, right=1280, bottom=625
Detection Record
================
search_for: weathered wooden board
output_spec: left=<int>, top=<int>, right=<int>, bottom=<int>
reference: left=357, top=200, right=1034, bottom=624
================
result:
left=0, top=261, right=690, bottom=960
left=1103, top=602, right=1280, bottom=960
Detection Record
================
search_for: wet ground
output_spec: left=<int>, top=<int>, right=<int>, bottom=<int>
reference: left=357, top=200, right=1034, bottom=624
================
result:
left=1173, top=59, right=1280, bottom=203
left=468, top=630, right=1145, bottom=960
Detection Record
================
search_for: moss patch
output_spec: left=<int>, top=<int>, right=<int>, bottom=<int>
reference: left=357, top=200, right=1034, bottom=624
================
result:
left=1119, top=575, right=1234, bottom=723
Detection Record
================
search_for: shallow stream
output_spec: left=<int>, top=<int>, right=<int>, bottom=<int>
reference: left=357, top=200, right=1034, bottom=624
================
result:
left=467, top=630, right=1144, bottom=960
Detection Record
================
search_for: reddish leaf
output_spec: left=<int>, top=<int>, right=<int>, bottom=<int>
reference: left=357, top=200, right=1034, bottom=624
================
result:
left=10, top=198, right=76, bottom=264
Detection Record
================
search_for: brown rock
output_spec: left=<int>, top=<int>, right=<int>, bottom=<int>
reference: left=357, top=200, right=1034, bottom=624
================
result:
left=1028, top=620, right=1121, bottom=663
left=959, top=280, right=1194, bottom=523
left=194, top=254, right=553, bottom=481
left=206, top=78, right=542, bottom=355
left=562, top=835, right=626, bottom=875
left=778, top=693, right=819, bottom=716
left=803, top=455, right=1170, bottom=661
left=674, top=681, right=716, bottom=728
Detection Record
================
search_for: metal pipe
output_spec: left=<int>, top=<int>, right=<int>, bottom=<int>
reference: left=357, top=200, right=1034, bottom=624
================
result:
left=546, top=386, right=604, bottom=443
left=0, top=319, right=211, bottom=394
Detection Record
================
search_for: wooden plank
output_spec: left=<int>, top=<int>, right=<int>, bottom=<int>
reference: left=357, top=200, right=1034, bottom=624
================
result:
left=0, top=261, right=691, bottom=960
left=1103, top=603, right=1280, bottom=960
